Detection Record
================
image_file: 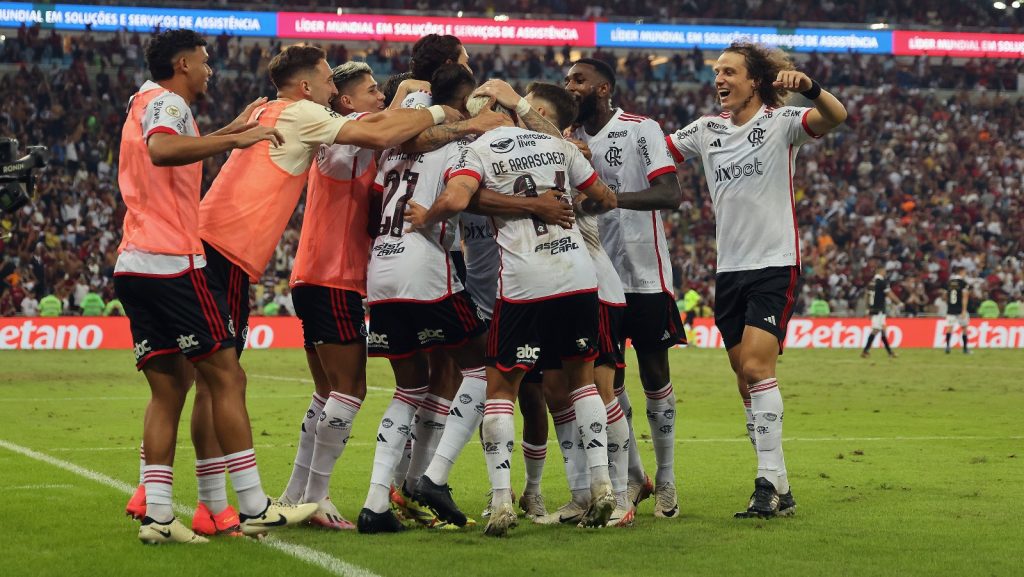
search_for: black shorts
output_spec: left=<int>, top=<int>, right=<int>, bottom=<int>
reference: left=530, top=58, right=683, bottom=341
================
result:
left=450, top=250, right=467, bottom=286
left=115, top=269, right=235, bottom=370
left=367, top=291, right=486, bottom=359
left=622, top=292, right=686, bottom=351
left=596, top=302, right=626, bottom=368
left=714, top=265, right=800, bottom=351
left=201, top=241, right=249, bottom=356
left=292, top=285, right=367, bottom=349
left=486, top=292, right=599, bottom=372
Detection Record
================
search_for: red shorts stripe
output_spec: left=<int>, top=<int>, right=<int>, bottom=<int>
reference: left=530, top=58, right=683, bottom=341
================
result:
left=189, top=270, right=225, bottom=343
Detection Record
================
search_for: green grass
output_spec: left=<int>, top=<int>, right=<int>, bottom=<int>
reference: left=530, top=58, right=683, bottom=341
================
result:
left=1, top=348, right=1020, bottom=577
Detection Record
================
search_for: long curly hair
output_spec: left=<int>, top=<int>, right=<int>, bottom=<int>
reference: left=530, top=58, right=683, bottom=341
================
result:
left=723, top=42, right=795, bottom=108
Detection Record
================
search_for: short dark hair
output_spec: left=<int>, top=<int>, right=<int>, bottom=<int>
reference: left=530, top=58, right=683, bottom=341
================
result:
left=431, top=63, right=476, bottom=108
left=268, top=44, right=327, bottom=90
left=573, top=57, right=616, bottom=92
left=381, top=72, right=412, bottom=108
left=410, top=34, right=463, bottom=81
left=525, top=81, right=577, bottom=131
left=722, top=42, right=795, bottom=108
left=146, top=29, right=207, bottom=81
left=332, top=61, right=374, bottom=96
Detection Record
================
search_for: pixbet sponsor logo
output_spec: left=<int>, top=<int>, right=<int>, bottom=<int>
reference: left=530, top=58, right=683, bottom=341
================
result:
left=714, top=158, right=764, bottom=183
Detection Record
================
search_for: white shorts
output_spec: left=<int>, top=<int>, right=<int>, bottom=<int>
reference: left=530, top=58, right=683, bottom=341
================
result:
left=945, top=314, right=969, bottom=329
left=870, top=313, right=886, bottom=331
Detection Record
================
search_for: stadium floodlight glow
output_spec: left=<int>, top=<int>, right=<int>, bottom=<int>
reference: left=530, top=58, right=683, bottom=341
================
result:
left=869, top=22, right=888, bottom=30
left=336, top=7, right=343, bottom=15
left=992, top=1, right=1006, bottom=9
left=457, top=10, right=463, bottom=17
left=494, top=14, right=510, bottom=21
left=1013, top=1, right=1021, bottom=7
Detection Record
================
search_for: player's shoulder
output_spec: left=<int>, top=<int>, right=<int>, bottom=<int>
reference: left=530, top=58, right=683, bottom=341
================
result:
left=401, top=91, right=432, bottom=110
left=766, top=105, right=809, bottom=120
left=616, top=109, right=665, bottom=133
left=292, top=98, right=345, bottom=119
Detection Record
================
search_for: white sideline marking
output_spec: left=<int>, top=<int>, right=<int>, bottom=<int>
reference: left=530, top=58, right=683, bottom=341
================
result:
left=11, top=483, right=75, bottom=489
left=0, top=439, right=382, bottom=577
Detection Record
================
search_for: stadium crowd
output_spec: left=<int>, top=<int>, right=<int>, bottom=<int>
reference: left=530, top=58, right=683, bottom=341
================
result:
left=0, top=26, right=1022, bottom=319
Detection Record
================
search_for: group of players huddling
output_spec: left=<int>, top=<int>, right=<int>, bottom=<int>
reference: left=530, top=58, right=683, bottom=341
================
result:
left=117, top=28, right=847, bottom=543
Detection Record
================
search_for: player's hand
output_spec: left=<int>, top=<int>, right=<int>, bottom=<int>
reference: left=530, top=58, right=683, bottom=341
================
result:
left=469, top=102, right=513, bottom=133
left=773, top=70, right=813, bottom=92
left=565, top=137, right=592, bottom=160
left=398, top=78, right=432, bottom=96
left=472, top=79, right=521, bottom=109
left=224, top=97, right=269, bottom=134
left=403, top=199, right=428, bottom=232
left=235, top=125, right=284, bottom=149
left=439, top=105, right=465, bottom=123
left=531, top=190, right=575, bottom=229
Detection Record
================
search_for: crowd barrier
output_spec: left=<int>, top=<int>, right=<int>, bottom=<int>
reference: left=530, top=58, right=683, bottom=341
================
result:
left=2, top=316, right=1021, bottom=351
left=0, top=3, right=1022, bottom=58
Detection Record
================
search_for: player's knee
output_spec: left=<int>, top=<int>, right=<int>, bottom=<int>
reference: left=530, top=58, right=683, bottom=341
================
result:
left=740, top=359, right=773, bottom=386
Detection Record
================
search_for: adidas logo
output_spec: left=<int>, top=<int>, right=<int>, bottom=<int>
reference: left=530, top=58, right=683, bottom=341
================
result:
left=376, top=433, right=387, bottom=443
left=449, top=407, right=463, bottom=418
left=710, top=138, right=722, bottom=148
left=495, top=459, right=510, bottom=470
left=764, top=315, right=776, bottom=326
left=586, top=439, right=604, bottom=449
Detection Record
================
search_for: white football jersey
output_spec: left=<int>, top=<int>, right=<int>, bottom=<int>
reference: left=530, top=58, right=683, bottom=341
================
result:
left=667, top=104, right=819, bottom=273
left=572, top=109, right=677, bottom=295
left=460, top=212, right=499, bottom=318
left=576, top=208, right=626, bottom=305
left=313, top=112, right=374, bottom=180
left=449, top=126, right=598, bottom=302
left=366, top=140, right=468, bottom=303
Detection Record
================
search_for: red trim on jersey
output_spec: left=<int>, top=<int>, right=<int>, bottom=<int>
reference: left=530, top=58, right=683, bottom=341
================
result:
left=598, top=299, right=627, bottom=307
left=144, top=125, right=178, bottom=140
left=647, top=165, right=676, bottom=182
left=367, top=293, right=451, bottom=305
left=800, top=109, right=823, bottom=139
left=113, top=268, right=195, bottom=279
left=665, top=135, right=685, bottom=163
left=618, top=117, right=643, bottom=124
left=650, top=213, right=670, bottom=293
left=496, top=287, right=598, bottom=304
left=449, top=169, right=481, bottom=182
left=575, top=171, right=598, bottom=189
left=787, top=144, right=801, bottom=269
left=135, top=348, right=179, bottom=370
left=372, top=182, right=384, bottom=193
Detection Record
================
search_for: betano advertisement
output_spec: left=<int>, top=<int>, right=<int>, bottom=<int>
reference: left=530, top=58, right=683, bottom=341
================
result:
left=0, top=3, right=1021, bottom=57
left=2, top=317, right=1022, bottom=351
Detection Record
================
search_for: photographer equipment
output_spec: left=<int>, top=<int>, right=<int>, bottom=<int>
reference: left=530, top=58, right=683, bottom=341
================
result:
left=0, top=138, right=50, bottom=241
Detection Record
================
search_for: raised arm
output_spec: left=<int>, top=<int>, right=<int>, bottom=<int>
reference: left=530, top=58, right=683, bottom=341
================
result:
left=148, top=126, right=284, bottom=167
left=775, top=70, right=848, bottom=136
left=335, top=106, right=461, bottom=150
left=206, top=96, right=268, bottom=137
left=472, top=79, right=562, bottom=138
left=402, top=108, right=510, bottom=154
left=615, top=172, right=681, bottom=211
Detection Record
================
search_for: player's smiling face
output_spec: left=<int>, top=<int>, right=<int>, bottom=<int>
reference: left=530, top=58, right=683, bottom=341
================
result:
left=182, top=46, right=213, bottom=99
left=713, top=51, right=755, bottom=113
left=306, top=59, right=339, bottom=107
left=564, top=64, right=602, bottom=123
left=336, top=74, right=385, bottom=114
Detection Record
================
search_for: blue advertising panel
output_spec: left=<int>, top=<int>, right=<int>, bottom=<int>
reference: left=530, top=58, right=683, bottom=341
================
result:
left=596, top=22, right=891, bottom=54
left=0, top=3, right=276, bottom=36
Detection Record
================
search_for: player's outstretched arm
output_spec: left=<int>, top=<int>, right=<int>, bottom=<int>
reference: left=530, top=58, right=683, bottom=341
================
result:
left=615, top=172, right=681, bottom=211
left=472, top=79, right=562, bottom=138
left=402, top=108, right=511, bottom=154
left=404, top=174, right=479, bottom=231
left=207, top=97, right=268, bottom=137
left=335, top=106, right=461, bottom=150
left=466, top=188, right=575, bottom=228
left=775, top=70, right=848, bottom=136
left=147, top=126, right=284, bottom=167
left=576, top=177, right=617, bottom=215
left=387, top=79, right=432, bottom=110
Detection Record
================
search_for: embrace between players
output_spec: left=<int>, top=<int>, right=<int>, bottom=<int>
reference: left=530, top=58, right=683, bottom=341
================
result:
left=116, top=29, right=846, bottom=544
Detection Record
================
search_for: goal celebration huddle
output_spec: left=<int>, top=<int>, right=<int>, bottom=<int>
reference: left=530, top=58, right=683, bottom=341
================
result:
left=117, top=28, right=845, bottom=543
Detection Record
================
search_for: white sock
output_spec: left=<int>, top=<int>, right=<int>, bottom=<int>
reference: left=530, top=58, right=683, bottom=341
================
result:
left=616, top=386, right=645, bottom=484
left=195, top=457, right=228, bottom=514
left=304, top=392, right=361, bottom=503
left=282, top=393, right=326, bottom=503
left=406, top=394, right=450, bottom=489
left=552, top=406, right=589, bottom=492
left=521, top=441, right=546, bottom=494
left=225, top=449, right=267, bottom=517
left=482, top=399, right=516, bottom=504
left=138, top=443, right=146, bottom=485
left=605, top=399, right=629, bottom=497
left=394, top=439, right=413, bottom=489
left=424, top=367, right=486, bottom=485
left=570, top=384, right=610, bottom=487
left=364, top=385, right=426, bottom=513
left=645, top=382, right=676, bottom=485
left=749, top=378, right=788, bottom=493
left=143, top=464, right=173, bottom=522
left=743, top=398, right=755, bottom=450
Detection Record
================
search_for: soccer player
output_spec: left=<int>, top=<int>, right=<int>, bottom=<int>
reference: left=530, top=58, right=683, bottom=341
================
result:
left=667, top=41, right=848, bottom=518
left=862, top=265, right=902, bottom=359
left=276, top=62, right=388, bottom=531
left=115, top=29, right=312, bottom=544
left=406, top=94, right=619, bottom=537
left=945, top=266, right=971, bottom=354
left=564, top=58, right=684, bottom=518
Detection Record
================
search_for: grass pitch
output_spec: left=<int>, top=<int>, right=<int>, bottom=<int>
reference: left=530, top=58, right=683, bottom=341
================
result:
left=1, top=348, right=1020, bottom=577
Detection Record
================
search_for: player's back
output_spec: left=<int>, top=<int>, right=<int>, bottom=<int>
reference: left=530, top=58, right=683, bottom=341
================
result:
left=451, top=126, right=597, bottom=302
left=947, top=276, right=966, bottom=315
